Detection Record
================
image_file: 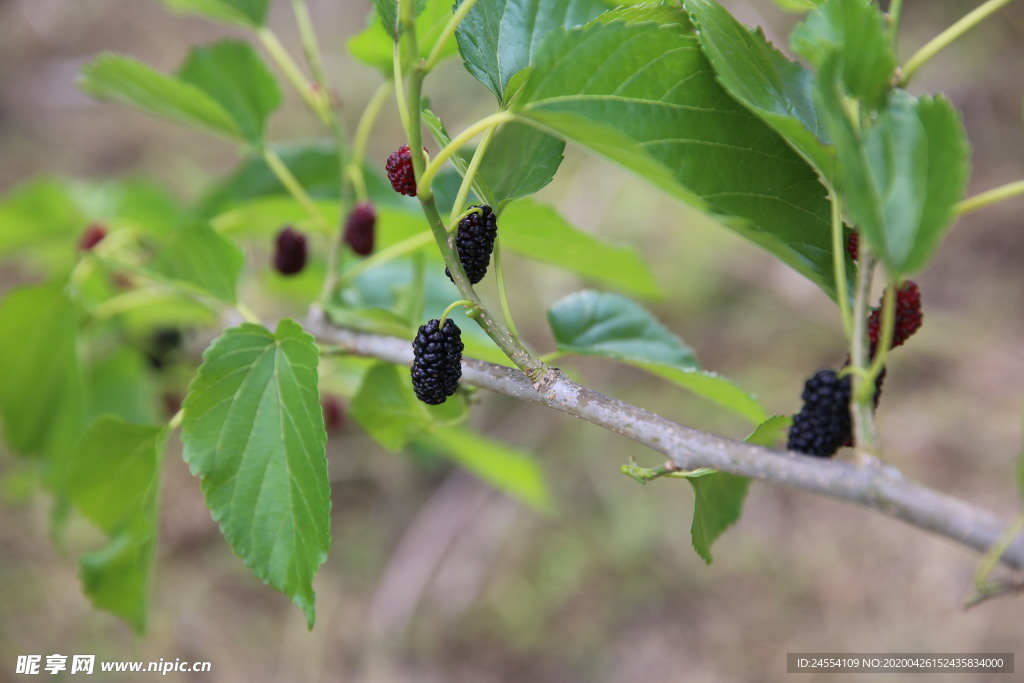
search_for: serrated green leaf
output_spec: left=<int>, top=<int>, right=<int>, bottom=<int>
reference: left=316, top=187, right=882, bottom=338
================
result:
left=514, top=12, right=841, bottom=300
left=350, top=0, right=458, bottom=73
left=67, top=418, right=165, bottom=633
left=745, top=414, right=792, bottom=448
left=685, top=0, right=833, bottom=181
left=548, top=290, right=696, bottom=368
left=149, top=223, right=244, bottom=302
left=455, top=0, right=610, bottom=104
left=499, top=200, right=659, bottom=299
left=177, top=41, right=281, bottom=145
left=628, top=362, right=767, bottom=425
left=161, top=0, right=270, bottom=27
left=371, top=0, right=429, bottom=39
left=350, top=363, right=433, bottom=450
left=0, top=284, right=84, bottom=459
left=817, top=70, right=969, bottom=275
left=791, top=0, right=894, bottom=111
left=482, top=123, right=564, bottom=209
left=424, top=428, right=552, bottom=512
left=182, top=320, right=329, bottom=629
left=80, top=53, right=241, bottom=140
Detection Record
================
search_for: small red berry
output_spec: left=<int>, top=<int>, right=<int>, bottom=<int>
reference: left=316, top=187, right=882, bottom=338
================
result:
left=846, top=230, right=859, bottom=261
left=343, top=202, right=377, bottom=256
left=867, top=280, right=922, bottom=356
left=322, top=395, right=346, bottom=433
left=79, top=223, right=107, bottom=251
left=273, top=226, right=308, bottom=276
left=386, top=144, right=418, bottom=196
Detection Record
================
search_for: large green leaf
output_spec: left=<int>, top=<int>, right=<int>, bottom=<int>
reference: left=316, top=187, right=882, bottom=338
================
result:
left=80, top=53, right=241, bottom=140
left=350, top=363, right=433, bottom=451
left=0, top=284, right=84, bottom=459
left=790, top=0, right=894, bottom=111
left=181, top=320, right=329, bottom=628
left=455, top=0, right=610, bottom=104
left=149, top=223, right=244, bottom=302
left=629, top=363, right=766, bottom=425
left=350, top=0, right=458, bottom=73
left=499, top=200, right=659, bottom=299
left=482, top=123, right=564, bottom=210
left=424, top=428, right=552, bottom=512
left=161, top=0, right=271, bottom=27
left=513, top=10, right=840, bottom=299
left=687, top=414, right=788, bottom=563
left=684, top=0, right=833, bottom=180
left=817, top=69, right=969, bottom=276
left=87, top=348, right=160, bottom=426
left=67, top=418, right=165, bottom=633
left=548, top=290, right=696, bottom=368
left=177, top=41, right=281, bottom=145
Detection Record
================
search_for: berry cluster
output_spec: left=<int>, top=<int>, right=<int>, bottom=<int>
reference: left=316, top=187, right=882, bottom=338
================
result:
left=446, top=205, right=498, bottom=285
left=343, top=201, right=376, bottom=256
left=386, top=144, right=418, bottom=197
left=867, top=280, right=923, bottom=356
left=786, top=369, right=853, bottom=457
left=411, top=318, right=464, bottom=405
left=273, top=226, right=308, bottom=276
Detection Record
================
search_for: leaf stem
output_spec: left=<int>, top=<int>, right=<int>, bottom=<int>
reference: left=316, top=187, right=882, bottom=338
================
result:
left=887, top=0, right=905, bottom=49
left=439, top=299, right=475, bottom=327
left=850, top=251, right=880, bottom=457
left=829, top=187, right=853, bottom=339
left=955, top=179, right=1024, bottom=215
left=419, top=112, right=515, bottom=199
left=492, top=236, right=520, bottom=340
left=423, top=0, right=480, bottom=72
left=973, top=512, right=1024, bottom=593
left=448, top=116, right=500, bottom=223
left=262, top=147, right=332, bottom=233
left=901, top=0, right=1019, bottom=85
left=348, top=80, right=393, bottom=202
left=861, top=279, right=896, bottom=402
left=339, top=232, right=434, bottom=286
left=257, top=27, right=332, bottom=125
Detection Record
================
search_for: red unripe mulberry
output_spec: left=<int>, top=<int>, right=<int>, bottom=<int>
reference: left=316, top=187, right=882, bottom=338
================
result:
left=343, top=202, right=376, bottom=256
left=386, top=144, right=418, bottom=197
left=79, top=223, right=107, bottom=251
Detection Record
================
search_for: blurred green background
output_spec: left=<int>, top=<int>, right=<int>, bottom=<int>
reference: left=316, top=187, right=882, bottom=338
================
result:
left=1, top=1, right=1023, bottom=681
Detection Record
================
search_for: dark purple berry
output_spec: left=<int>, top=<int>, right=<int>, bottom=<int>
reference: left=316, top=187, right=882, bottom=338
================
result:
left=411, top=318, right=463, bottom=405
left=846, top=230, right=859, bottom=261
left=79, top=223, right=107, bottom=251
left=343, top=202, right=376, bottom=256
left=867, top=280, right=922, bottom=357
left=322, top=395, right=346, bottom=433
left=445, top=205, right=497, bottom=285
left=787, top=369, right=853, bottom=457
left=386, top=144, right=418, bottom=196
left=273, top=226, right=308, bottom=276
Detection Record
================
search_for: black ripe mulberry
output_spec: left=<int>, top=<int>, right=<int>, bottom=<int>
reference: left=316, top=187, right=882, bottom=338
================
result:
left=273, top=226, right=307, bottom=276
left=411, top=318, right=464, bottom=405
left=446, top=205, right=497, bottom=285
left=787, top=369, right=853, bottom=457
left=386, top=144, right=418, bottom=196
left=867, top=280, right=922, bottom=356
left=343, top=202, right=376, bottom=256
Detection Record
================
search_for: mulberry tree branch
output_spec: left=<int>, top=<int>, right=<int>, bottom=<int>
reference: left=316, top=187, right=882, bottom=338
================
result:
left=306, top=307, right=1024, bottom=571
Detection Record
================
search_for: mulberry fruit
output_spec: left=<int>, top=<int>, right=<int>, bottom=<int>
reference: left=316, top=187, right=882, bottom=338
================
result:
left=846, top=230, right=859, bottom=261
left=787, top=369, right=852, bottom=457
left=145, top=327, right=183, bottom=370
left=411, top=318, right=463, bottom=405
left=79, top=223, right=107, bottom=251
left=321, top=395, right=346, bottom=433
left=343, top=202, right=376, bottom=256
left=273, top=226, right=308, bottom=276
left=867, top=280, right=922, bottom=356
left=445, top=205, right=497, bottom=285
left=386, top=144, right=418, bottom=196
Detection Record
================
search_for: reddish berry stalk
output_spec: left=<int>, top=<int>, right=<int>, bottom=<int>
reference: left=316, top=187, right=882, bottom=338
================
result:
left=273, top=226, right=308, bottom=276
left=343, top=202, right=376, bottom=256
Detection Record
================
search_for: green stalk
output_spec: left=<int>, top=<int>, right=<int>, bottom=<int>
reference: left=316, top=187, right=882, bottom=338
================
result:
left=419, top=112, right=514, bottom=197
left=262, top=147, right=332, bottom=233
left=448, top=118, right=500, bottom=223
left=829, top=187, right=853, bottom=339
left=348, top=80, right=393, bottom=202
left=291, top=0, right=329, bottom=101
left=423, top=0, right=480, bottom=72
left=901, top=0, right=1019, bottom=84
left=492, top=237, right=520, bottom=341
left=849, top=251, right=880, bottom=456
left=439, top=299, right=476, bottom=327
left=887, top=0, right=905, bottom=50
left=861, top=279, right=896, bottom=403
left=258, top=28, right=332, bottom=125
left=973, top=512, right=1024, bottom=591
left=339, top=232, right=434, bottom=286
left=956, top=179, right=1024, bottom=215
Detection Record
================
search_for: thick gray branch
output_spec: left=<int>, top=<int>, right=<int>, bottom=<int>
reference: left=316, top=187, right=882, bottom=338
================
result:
left=307, top=308, right=1024, bottom=571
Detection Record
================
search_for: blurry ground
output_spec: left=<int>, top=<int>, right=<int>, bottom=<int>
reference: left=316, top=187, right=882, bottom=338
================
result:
left=1, top=1, right=1024, bottom=681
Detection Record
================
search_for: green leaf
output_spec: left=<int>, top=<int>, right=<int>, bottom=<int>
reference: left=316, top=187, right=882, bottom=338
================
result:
left=350, top=363, right=433, bottom=451
left=87, top=348, right=160, bottom=426
left=177, top=41, right=281, bottom=145
left=790, top=0, right=894, bottom=111
left=499, top=200, right=659, bottom=299
left=818, top=74, right=969, bottom=275
left=182, top=320, right=329, bottom=629
left=371, top=0, right=429, bottom=39
left=548, top=290, right=696, bottom=368
left=424, top=428, right=552, bottom=512
left=772, top=0, right=824, bottom=11
left=482, top=123, right=564, bottom=209
left=0, top=284, right=84, bottom=459
left=514, top=12, right=840, bottom=300
left=80, top=53, right=241, bottom=140
left=684, top=0, right=833, bottom=181
left=161, top=0, right=270, bottom=27
left=455, top=0, right=610, bottom=104
left=66, top=417, right=165, bottom=633
left=745, top=414, right=792, bottom=448
left=149, top=223, right=244, bottom=302
left=628, top=363, right=767, bottom=425
left=351, top=0, right=458, bottom=72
